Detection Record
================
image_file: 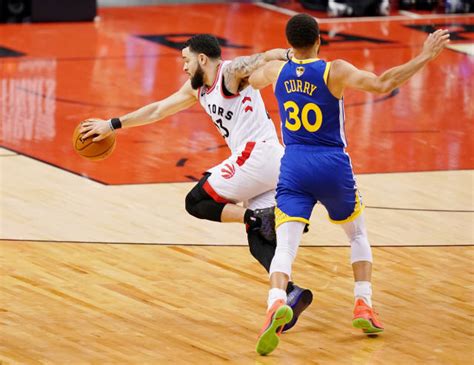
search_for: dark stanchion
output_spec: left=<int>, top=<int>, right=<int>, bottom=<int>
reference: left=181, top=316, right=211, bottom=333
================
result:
left=31, top=0, right=96, bottom=22
left=0, top=0, right=31, bottom=23
left=0, top=0, right=96, bottom=23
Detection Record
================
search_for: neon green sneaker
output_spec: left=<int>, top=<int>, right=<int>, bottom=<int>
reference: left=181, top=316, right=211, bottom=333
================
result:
left=256, top=300, right=293, bottom=355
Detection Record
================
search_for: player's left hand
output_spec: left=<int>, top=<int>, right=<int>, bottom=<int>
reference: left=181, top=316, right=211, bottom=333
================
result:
left=80, top=118, right=114, bottom=142
left=422, top=29, right=450, bottom=60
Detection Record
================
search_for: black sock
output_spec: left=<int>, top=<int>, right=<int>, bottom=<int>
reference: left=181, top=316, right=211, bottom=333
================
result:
left=244, top=209, right=261, bottom=230
left=286, top=281, right=295, bottom=294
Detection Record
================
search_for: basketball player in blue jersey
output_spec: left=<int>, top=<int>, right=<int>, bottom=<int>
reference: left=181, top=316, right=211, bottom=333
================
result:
left=249, top=14, right=450, bottom=355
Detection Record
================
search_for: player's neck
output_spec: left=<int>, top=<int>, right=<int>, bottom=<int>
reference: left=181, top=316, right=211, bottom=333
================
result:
left=204, top=60, right=222, bottom=88
left=293, top=50, right=318, bottom=60
left=293, top=45, right=319, bottom=61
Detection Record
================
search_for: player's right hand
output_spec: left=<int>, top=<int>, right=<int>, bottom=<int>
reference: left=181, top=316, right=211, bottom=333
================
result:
left=422, top=29, right=450, bottom=60
left=80, top=118, right=114, bottom=142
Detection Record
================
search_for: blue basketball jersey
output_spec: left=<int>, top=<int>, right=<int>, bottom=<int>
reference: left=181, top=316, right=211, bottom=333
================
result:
left=273, top=58, right=362, bottom=226
left=274, top=58, right=346, bottom=147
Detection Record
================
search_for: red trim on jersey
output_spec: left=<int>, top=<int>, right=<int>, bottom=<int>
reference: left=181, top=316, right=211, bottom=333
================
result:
left=206, top=62, right=223, bottom=94
left=241, top=96, right=252, bottom=111
left=203, top=180, right=230, bottom=203
left=236, top=141, right=256, bottom=167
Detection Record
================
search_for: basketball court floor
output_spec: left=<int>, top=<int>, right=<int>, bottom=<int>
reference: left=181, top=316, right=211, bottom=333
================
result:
left=0, top=2, right=473, bottom=364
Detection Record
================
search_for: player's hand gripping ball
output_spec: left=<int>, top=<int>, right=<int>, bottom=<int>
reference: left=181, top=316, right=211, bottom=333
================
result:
left=72, top=122, right=116, bottom=161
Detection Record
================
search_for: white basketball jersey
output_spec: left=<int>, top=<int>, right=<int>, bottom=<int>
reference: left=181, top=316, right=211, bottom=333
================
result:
left=198, top=60, right=279, bottom=153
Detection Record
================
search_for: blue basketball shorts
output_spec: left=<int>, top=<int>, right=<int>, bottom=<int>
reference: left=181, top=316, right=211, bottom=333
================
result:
left=275, top=145, right=364, bottom=228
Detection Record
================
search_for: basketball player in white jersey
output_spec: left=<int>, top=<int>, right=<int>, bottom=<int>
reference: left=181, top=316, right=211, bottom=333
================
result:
left=80, top=34, right=312, bottom=332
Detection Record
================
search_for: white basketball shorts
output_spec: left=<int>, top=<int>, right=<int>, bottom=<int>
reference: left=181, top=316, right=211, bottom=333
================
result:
left=204, top=140, right=284, bottom=210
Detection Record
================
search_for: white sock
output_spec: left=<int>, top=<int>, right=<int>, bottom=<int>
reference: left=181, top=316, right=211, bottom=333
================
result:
left=267, top=288, right=287, bottom=310
left=354, top=281, right=372, bottom=307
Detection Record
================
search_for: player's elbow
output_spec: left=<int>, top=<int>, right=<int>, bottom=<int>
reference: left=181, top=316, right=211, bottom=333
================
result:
left=373, top=80, right=396, bottom=94
left=150, top=103, right=164, bottom=121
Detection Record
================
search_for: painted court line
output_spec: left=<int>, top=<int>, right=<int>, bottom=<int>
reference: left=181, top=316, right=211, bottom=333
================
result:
left=398, top=10, right=422, bottom=19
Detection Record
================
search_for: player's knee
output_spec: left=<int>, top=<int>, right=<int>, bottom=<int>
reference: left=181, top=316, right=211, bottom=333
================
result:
left=342, top=215, right=373, bottom=263
left=350, top=234, right=373, bottom=263
left=269, top=251, right=294, bottom=277
left=269, top=222, right=303, bottom=277
left=269, top=243, right=297, bottom=277
left=185, top=174, right=210, bottom=219
left=184, top=178, right=225, bottom=222
left=184, top=185, right=209, bottom=219
left=275, top=235, right=298, bottom=261
left=184, top=189, right=199, bottom=217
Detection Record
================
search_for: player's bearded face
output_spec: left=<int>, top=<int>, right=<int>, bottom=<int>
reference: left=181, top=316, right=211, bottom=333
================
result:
left=190, top=63, right=205, bottom=90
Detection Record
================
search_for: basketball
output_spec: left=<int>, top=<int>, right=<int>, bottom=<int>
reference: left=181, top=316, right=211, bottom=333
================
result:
left=72, top=122, right=116, bottom=161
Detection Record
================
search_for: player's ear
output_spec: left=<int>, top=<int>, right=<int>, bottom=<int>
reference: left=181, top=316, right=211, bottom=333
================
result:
left=198, top=53, right=207, bottom=65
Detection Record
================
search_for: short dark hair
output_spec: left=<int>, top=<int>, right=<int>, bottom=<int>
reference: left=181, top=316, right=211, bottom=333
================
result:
left=183, top=34, right=221, bottom=59
left=286, top=14, right=320, bottom=49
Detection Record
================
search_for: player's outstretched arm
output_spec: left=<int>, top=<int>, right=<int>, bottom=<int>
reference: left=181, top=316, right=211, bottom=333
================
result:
left=330, top=29, right=450, bottom=97
left=248, top=60, right=286, bottom=90
left=80, top=80, right=198, bottom=142
left=223, top=48, right=289, bottom=94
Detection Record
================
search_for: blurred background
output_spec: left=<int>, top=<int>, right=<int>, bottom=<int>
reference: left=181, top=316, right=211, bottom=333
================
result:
left=0, top=0, right=472, bottom=23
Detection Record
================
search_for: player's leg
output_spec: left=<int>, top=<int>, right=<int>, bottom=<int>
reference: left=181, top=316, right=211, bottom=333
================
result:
left=341, top=213, right=383, bottom=334
left=321, top=151, right=383, bottom=334
left=235, top=140, right=284, bottom=242
left=184, top=161, right=285, bottom=289
left=246, top=190, right=278, bottom=242
left=248, top=190, right=313, bottom=333
left=185, top=142, right=282, bottom=248
left=184, top=172, right=264, bottom=228
left=341, top=212, right=372, bottom=304
left=256, top=220, right=306, bottom=356
left=247, top=222, right=312, bottom=335
left=204, top=140, right=283, bottom=240
left=256, top=183, right=315, bottom=355
left=247, top=229, right=276, bottom=271
left=184, top=173, right=226, bottom=221
left=246, top=190, right=279, bottom=269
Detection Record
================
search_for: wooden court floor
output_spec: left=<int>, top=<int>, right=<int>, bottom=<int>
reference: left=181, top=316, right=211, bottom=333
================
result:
left=0, top=2, right=473, bottom=364
left=1, top=242, right=472, bottom=364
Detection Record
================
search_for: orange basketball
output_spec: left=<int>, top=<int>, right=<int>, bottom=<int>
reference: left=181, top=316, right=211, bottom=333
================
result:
left=72, top=122, right=116, bottom=161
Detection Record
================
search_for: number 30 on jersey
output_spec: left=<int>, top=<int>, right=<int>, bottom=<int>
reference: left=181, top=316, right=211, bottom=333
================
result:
left=284, top=101, right=323, bottom=132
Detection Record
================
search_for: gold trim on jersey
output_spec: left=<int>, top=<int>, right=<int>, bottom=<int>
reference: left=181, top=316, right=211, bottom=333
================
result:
left=323, top=61, right=332, bottom=85
left=275, top=206, right=310, bottom=229
left=329, top=192, right=365, bottom=224
left=276, top=61, right=288, bottom=80
left=291, top=57, right=320, bottom=65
